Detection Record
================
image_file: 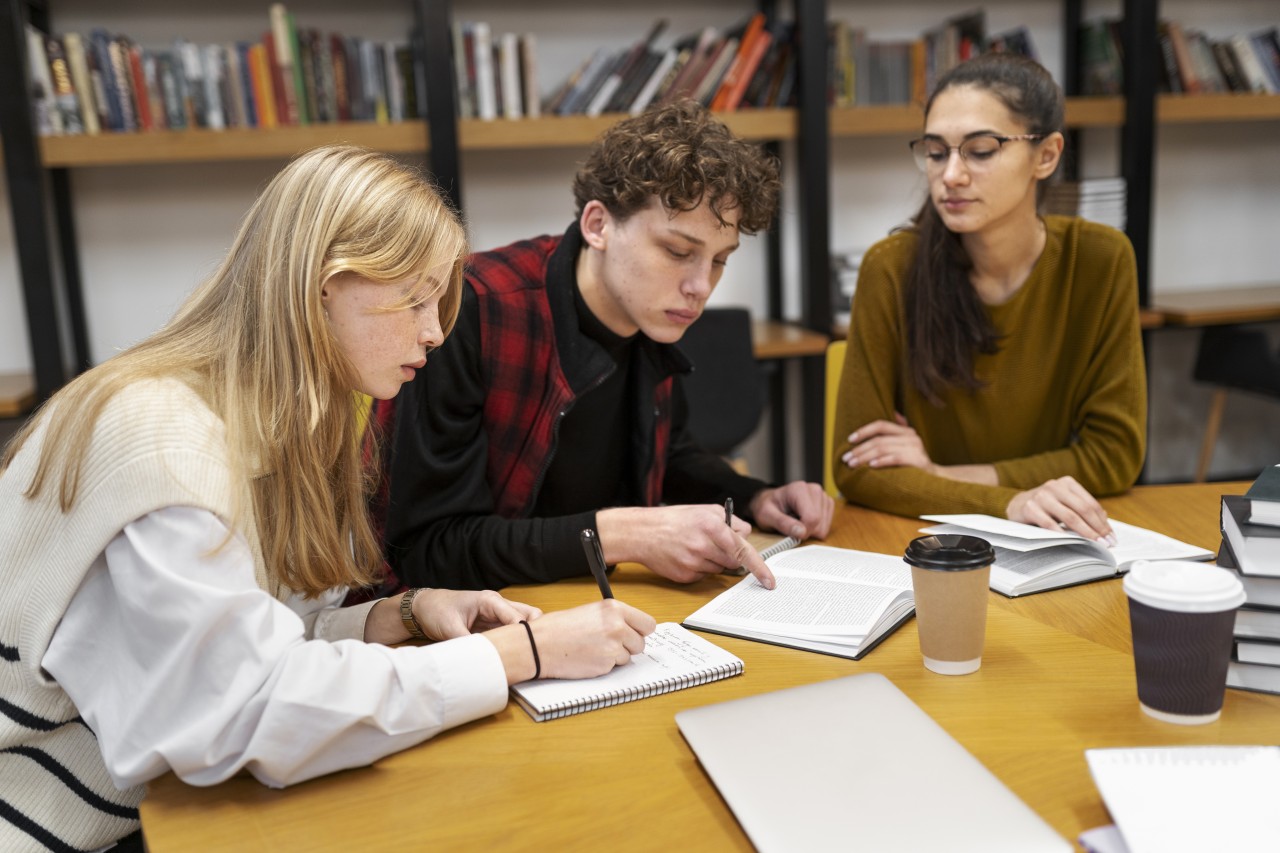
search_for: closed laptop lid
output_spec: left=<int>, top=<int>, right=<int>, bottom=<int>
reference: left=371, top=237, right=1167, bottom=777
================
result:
left=675, top=672, right=1070, bottom=853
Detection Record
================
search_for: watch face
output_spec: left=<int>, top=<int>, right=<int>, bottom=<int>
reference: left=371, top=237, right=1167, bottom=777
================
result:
left=401, top=588, right=425, bottom=638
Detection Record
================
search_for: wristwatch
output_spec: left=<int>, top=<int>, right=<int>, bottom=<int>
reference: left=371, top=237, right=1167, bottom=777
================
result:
left=400, top=588, right=427, bottom=639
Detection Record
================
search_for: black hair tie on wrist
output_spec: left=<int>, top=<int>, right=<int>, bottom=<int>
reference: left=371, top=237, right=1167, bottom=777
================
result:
left=519, top=620, right=541, bottom=680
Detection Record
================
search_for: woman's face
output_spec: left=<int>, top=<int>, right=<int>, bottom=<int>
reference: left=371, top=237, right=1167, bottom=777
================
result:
left=921, top=84, right=1060, bottom=236
left=321, top=264, right=449, bottom=400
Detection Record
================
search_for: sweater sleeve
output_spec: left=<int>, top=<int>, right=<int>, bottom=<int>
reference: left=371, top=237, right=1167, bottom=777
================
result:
left=832, top=237, right=1022, bottom=517
left=43, top=507, right=508, bottom=790
left=990, top=230, right=1147, bottom=496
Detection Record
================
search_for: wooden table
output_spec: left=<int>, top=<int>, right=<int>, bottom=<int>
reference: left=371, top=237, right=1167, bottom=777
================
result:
left=139, top=482, right=1275, bottom=852
left=1150, top=283, right=1280, bottom=327
left=749, top=319, right=829, bottom=360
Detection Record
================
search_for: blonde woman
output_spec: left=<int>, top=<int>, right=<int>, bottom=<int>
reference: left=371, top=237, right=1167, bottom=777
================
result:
left=0, top=146, right=654, bottom=853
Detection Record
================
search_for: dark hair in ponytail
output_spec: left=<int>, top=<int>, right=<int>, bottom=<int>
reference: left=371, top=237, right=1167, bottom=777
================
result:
left=903, top=53, right=1064, bottom=404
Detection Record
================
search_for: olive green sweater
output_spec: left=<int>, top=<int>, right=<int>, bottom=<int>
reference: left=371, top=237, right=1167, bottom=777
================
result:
left=833, top=216, right=1147, bottom=518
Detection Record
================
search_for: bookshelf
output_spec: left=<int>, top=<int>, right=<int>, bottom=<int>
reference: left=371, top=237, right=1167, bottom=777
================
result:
left=3, top=0, right=1278, bottom=475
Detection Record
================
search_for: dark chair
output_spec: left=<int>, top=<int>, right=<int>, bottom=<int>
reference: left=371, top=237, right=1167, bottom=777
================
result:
left=1191, top=325, right=1280, bottom=482
left=678, top=307, right=766, bottom=464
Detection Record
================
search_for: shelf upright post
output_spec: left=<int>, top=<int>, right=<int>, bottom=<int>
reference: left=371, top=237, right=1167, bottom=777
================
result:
left=1061, top=0, right=1083, bottom=182
left=0, top=0, right=73, bottom=399
left=1120, top=0, right=1158, bottom=307
left=792, top=0, right=829, bottom=483
left=414, top=0, right=462, bottom=214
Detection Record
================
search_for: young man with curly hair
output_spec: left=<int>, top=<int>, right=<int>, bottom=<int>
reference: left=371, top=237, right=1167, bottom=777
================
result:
left=381, top=101, right=833, bottom=592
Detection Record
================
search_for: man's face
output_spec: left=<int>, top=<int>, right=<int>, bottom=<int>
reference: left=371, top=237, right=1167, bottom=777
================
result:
left=579, top=196, right=741, bottom=344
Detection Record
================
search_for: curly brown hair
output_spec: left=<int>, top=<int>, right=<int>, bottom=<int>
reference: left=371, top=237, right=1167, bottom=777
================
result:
left=572, top=100, right=781, bottom=235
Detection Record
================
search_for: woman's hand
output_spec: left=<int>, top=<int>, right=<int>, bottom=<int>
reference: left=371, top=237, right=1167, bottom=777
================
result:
left=485, top=599, right=658, bottom=684
left=411, top=588, right=542, bottom=640
left=1006, top=476, right=1116, bottom=544
left=841, top=413, right=934, bottom=473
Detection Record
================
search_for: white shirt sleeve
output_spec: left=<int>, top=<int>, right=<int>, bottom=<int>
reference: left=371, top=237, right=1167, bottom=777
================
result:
left=42, top=506, right=509, bottom=790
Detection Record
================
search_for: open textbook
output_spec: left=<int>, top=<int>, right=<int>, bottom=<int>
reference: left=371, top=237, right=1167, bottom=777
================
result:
left=921, top=515, right=1214, bottom=597
left=683, top=545, right=914, bottom=660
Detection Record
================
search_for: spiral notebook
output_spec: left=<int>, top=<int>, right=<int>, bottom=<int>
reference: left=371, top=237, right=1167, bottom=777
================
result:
left=509, top=622, right=744, bottom=722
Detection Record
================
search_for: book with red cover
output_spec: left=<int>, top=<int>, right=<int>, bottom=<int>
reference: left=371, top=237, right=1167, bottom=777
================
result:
left=710, top=13, right=772, bottom=111
left=264, top=31, right=298, bottom=125
left=127, top=42, right=152, bottom=130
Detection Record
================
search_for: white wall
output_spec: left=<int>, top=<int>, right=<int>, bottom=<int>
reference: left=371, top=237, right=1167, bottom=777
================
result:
left=2, top=0, right=1277, bottom=481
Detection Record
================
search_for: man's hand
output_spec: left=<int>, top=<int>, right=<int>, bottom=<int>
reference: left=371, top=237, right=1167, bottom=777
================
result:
left=749, top=481, right=834, bottom=541
left=1006, top=476, right=1116, bottom=544
left=596, top=505, right=776, bottom=589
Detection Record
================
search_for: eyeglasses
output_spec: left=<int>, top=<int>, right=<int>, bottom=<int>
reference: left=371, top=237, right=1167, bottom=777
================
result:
left=908, top=133, right=1048, bottom=174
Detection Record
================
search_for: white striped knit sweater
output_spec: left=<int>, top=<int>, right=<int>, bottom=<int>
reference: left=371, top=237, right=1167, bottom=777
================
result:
left=0, top=378, right=250, bottom=852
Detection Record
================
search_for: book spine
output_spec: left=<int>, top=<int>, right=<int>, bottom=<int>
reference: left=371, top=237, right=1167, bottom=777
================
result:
left=287, top=11, right=309, bottom=123
left=45, top=35, right=85, bottom=135
left=499, top=32, right=522, bottom=118
left=63, top=32, right=100, bottom=135
left=711, top=13, right=767, bottom=111
left=298, top=28, right=321, bottom=123
left=107, top=36, right=139, bottom=132
left=154, top=53, right=185, bottom=130
left=249, top=42, right=277, bottom=128
left=25, top=25, right=59, bottom=136
left=201, top=43, right=226, bottom=130
left=383, top=41, right=403, bottom=122
left=329, top=35, right=350, bottom=122
left=472, top=22, right=496, bottom=120
left=126, top=44, right=152, bottom=132
left=268, top=5, right=300, bottom=124
left=519, top=33, right=540, bottom=119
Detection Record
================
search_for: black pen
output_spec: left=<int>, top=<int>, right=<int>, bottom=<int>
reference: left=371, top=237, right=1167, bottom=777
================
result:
left=580, top=528, right=614, bottom=599
left=724, top=498, right=747, bottom=576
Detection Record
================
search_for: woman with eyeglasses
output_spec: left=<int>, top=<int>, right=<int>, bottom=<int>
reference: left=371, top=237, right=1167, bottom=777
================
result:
left=833, top=52, right=1145, bottom=542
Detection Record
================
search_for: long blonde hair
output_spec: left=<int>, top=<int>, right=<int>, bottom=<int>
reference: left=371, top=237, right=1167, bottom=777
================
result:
left=2, top=145, right=467, bottom=595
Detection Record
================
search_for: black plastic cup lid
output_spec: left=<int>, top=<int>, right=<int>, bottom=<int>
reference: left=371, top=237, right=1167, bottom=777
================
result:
left=903, top=534, right=995, bottom=570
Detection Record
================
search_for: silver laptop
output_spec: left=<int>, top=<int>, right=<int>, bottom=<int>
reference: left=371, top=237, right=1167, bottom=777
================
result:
left=675, top=673, right=1070, bottom=853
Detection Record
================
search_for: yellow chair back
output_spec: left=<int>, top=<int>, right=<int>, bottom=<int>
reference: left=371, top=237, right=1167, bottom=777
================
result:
left=823, top=340, right=847, bottom=498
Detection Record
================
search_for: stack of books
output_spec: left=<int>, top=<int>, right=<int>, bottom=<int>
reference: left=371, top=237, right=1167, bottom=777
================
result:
left=1044, top=178, right=1127, bottom=231
left=1219, top=464, right=1280, bottom=695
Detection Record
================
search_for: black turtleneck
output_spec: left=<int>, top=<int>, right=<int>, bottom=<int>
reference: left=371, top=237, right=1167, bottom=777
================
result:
left=533, top=282, right=638, bottom=517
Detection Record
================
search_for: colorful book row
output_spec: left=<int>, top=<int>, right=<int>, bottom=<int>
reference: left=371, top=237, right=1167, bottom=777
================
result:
left=25, top=3, right=422, bottom=137
left=1081, top=21, right=1280, bottom=97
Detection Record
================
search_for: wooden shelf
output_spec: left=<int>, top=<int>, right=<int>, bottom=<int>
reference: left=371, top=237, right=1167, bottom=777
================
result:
left=41, top=122, right=433, bottom=167
left=37, top=94, right=1279, bottom=168
left=1157, top=92, right=1280, bottom=124
left=0, top=372, right=35, bottom=418
left=463, top=109, right=796, bottom=149
left=38, top=109, right=798, bottom=167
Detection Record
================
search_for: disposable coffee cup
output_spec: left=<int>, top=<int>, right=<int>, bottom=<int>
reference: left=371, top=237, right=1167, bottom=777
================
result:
left=904, top=535, right=995, bottom=676
left=1124, top=561, right=1245, bottom=725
